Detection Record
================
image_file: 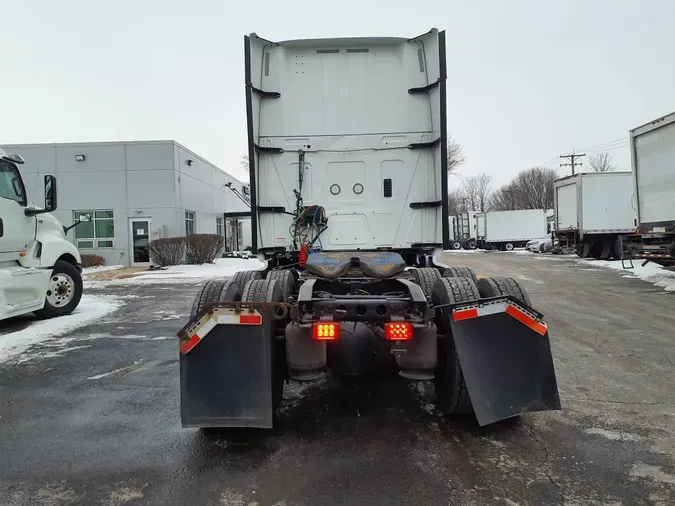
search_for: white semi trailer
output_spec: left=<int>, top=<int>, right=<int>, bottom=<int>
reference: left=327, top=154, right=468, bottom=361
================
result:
left=0, top=149, right=84, bottom=321
left=476, top=209, right=549, bottom=251
left=553, top=172, right=635, bottom=259
left=620, top=112, right=675, bottom=264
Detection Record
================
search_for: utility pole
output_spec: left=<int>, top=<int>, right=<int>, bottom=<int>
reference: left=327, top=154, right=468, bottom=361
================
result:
left=560, top=149, right=586, bottom=175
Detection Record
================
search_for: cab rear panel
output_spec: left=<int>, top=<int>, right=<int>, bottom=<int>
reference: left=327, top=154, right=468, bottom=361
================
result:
left=245, top=30, right=450, bottom=255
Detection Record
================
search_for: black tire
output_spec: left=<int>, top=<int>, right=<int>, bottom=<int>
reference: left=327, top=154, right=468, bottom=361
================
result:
left=34, top=260, right=83, bottom=319
left=410, top=267, right=442, bottom=296
left=451, top=240, right=462, bottom=250
left=539, top=243, right=546, bottom=253
left=589, top=243, right=603, bottom=260
left=241, top=279, right=285, bottom=414
left=442, top=266, right=478, bottom=282
left=431, top=277, right=479, bottom=416
left=265, top=270, right=296, bottom=302
left=230, top=270, right=263, bottom=293
left=190, top=279, right=241, bottom=320
left=463, top=239, right=477, bottom=250
left=504, top=242, right=515, bottom=251
left=476, top=276, right=532, bottom=307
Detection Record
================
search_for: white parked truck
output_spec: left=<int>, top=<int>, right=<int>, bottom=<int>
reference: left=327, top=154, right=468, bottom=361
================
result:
left=553, top=172, right=635, bottom=259
left=620, top=112, right=675, bottom=264
left=178, top=29, right=560, bottom=430
left=0, top=149, right=84, bottom=321
left=476, top=209, right=549, bottom=251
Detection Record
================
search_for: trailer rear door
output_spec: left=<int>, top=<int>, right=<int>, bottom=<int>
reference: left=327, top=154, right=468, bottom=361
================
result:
left=632, top=113, right=675, bottom=229
left=245, top=30, right=448, bottom=254
left=555, top=181, right=578, bottom=231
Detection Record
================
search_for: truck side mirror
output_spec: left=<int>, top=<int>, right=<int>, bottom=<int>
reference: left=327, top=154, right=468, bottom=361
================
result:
left=44, top=175, right=57, bottom=212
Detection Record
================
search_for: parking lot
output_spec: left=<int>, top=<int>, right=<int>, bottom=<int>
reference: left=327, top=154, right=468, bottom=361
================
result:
left=1, top=252, right=674, bottom=506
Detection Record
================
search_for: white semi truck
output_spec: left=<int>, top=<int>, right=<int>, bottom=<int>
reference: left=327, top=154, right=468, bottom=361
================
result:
left=177, top=29, right=560, bottom=430
left=553, top=172, right=635, bottom=259
left=475, top=209, right=549, bottom=251
left=620, top=112, right=675, bottom=264
left=0, top=149, right=84, bottom=321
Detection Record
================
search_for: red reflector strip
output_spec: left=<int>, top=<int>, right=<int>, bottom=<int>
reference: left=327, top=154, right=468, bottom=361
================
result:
left=453, top=308, right=479, bottom=321
left=239, top=314, right=263, bottom=325
left=384, top=322, right=413, bottom=340
left=505, top=305, right=548, bottom=336
left=180, top=334, right=201, bottom=355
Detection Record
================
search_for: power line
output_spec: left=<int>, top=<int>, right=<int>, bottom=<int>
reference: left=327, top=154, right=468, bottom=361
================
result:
left=577, top=136, right=629, bottom=153
left=560, top=149, right=586, bottom=175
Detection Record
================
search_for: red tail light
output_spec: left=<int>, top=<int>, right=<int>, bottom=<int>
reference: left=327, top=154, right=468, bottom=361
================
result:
left=384, top=322, right=413, bottom=340
left=313, top=323, right=339, bottom=340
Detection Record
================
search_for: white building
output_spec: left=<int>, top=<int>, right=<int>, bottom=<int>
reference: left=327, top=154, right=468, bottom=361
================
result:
left=3, top=140, right=251, bottom=267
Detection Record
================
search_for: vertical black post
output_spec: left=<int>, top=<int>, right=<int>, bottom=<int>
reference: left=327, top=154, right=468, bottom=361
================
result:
left=438, top=30, right=450, bottom=250
left=244, top=35, right=259, bottom=253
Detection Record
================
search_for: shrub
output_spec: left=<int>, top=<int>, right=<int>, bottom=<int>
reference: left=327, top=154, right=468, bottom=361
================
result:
left=185, top=234, right=224, bottom=265
left=149, top=237, right=185, bottom=266
left=81, top=254, right=106, bottom=268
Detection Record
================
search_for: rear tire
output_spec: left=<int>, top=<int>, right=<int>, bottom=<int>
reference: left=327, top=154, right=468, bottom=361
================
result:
left=451, top=240, right=462, bottom=250
left=476, top=276, right=532, bottom=307
left=34, top=261, right=83, bottom=319
left=231, top=270, right=263, bottom=293
left=504, top=242, right=515, bottom=251
left=463, top=239, right=477, bottom=250
left=431, top=277, right=479, bottom=416
left=265, top=270, right=296, bottom=302
left=442, top=266, right=478, bottom=282
left=590, top=243, right=603, bottom=260
left=241, top=279, right=286, bottom=414
left=190, top=279, right=241, bottom=320
left=410, top=267, right=442, bottom=296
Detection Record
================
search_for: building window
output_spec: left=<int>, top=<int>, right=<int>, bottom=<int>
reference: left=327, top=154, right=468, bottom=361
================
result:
left=74, top=210, right=114, bottom=249
left=185, top=210, right=195, bottom=235
left=216, top=217, right=224, bottom=237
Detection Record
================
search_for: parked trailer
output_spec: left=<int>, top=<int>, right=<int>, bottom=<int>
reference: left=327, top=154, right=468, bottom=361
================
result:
left=476, top=209, right=548, bottom=251
left=450, top=211, right=479, bottom=249
left=553, top=172, right=636, bottom=259
left=620, top=112, right=675, bottom=264
left=178, top=29, right=560, bottom=430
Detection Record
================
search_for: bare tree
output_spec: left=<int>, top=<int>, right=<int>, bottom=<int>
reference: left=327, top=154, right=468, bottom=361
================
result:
left=448, top=188, right=468, bottom=215
left=490, top=184, right=518, bottom=211
left=588, top=152, right=614, bottom=172
left=460, top=174, right=492, bottom=212
left=240, top=155, right=250, bottom=172
left=447, top=135, right=466, bottom=175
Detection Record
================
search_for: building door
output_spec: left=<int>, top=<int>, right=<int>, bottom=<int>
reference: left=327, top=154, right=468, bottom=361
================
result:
left=129, top=218, right=151, bottom=266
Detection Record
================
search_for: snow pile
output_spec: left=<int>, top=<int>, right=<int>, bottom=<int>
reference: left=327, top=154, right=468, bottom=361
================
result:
left=0, top=294, right=122, bottom=364
left=580, top=259, right=675, bottom=292
left=85, top=258, right=265, bottom=287
left=442, top=249, right=482, bottom=254
left=82, top=265, right=124, bottom=275
left=134, top=258, right=265, bottom=281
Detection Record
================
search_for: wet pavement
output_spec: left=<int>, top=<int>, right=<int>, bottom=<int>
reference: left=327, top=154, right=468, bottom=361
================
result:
left=1, top=253, right=674, bottom=505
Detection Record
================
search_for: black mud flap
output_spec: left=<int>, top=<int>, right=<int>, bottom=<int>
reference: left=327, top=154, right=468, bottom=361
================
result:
left=179, top=310, right=273, bottom=428
left=448, top=298, right=561, bottom=426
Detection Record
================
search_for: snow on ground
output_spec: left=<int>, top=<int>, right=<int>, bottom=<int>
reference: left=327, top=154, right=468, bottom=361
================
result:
left=84, top=258, right=266, bottom=287
left=580, top=259, right=675, bottom=292
left=442, top=249, right=482, bottom=254
left=82, top=265, right=124, bottom=275
left=0, top=295, right=122, bottom=364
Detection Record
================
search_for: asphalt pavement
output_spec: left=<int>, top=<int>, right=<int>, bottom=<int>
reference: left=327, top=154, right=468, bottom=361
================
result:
left=1, top=252, right=674, bottom=505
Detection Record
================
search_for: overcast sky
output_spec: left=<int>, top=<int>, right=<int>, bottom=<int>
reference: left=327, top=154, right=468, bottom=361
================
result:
left=2, top=0, right=674, bottom=187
